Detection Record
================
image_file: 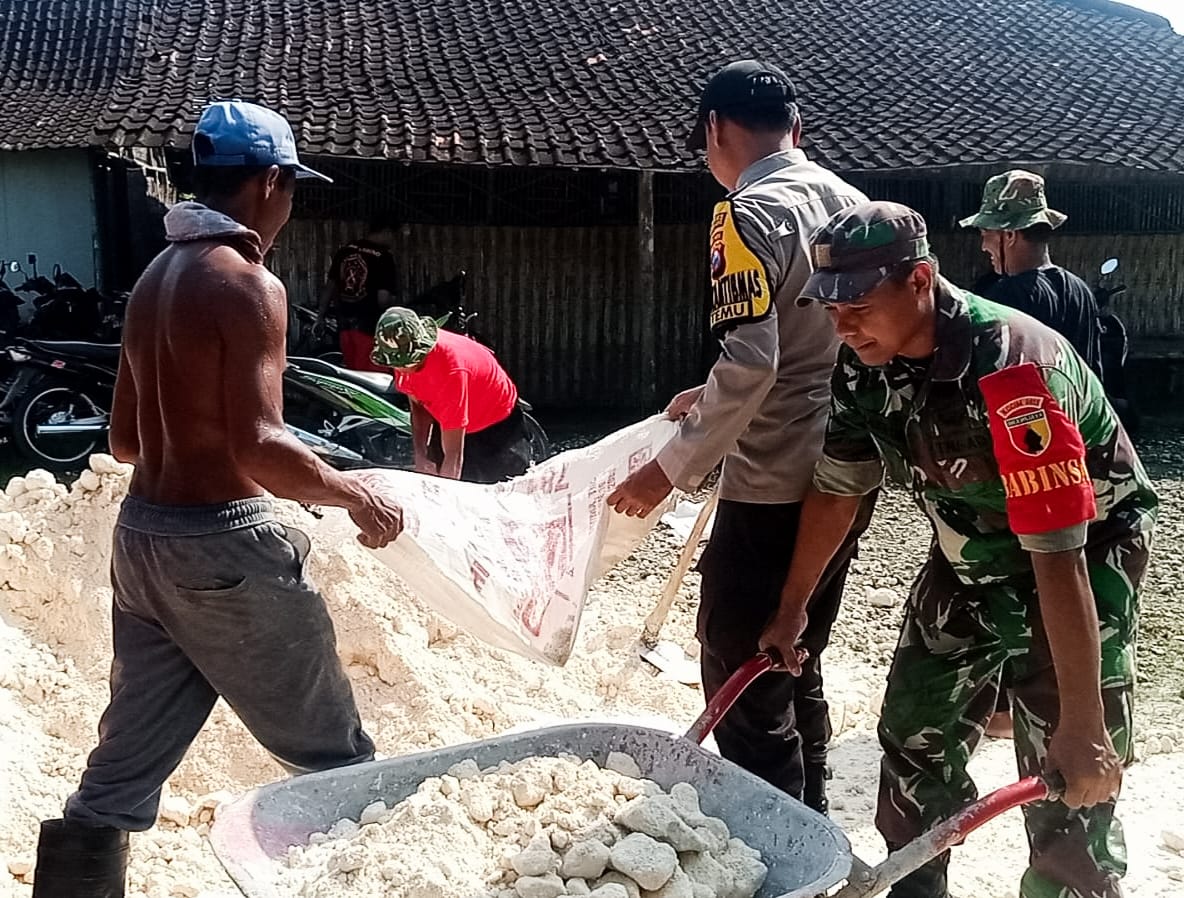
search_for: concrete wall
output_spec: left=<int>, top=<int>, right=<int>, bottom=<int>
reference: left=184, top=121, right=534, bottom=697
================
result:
left=0, top=149, right=97, bottom=287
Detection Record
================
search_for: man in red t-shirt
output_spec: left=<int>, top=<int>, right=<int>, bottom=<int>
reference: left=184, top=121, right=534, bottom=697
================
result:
left=372, top=307, right=532, bottom=482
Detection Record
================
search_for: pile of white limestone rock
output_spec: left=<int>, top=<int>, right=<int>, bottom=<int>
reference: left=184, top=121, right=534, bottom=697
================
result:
left=278, top=753, right=768, bottom=898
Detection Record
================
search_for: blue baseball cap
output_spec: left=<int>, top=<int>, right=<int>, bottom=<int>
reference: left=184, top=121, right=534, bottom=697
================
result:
left=193, top=100, right=332, bottom=183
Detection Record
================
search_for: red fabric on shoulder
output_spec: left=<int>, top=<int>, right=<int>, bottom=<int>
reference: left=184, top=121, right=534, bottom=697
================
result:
left=978, top=362, right=1096, bottom=535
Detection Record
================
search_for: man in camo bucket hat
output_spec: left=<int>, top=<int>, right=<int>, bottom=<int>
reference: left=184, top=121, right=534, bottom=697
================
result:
left=766, top=199, right=1155, bottom=898
left=371, top=306, right=441, bottom=369
left=959, top=169, right=1068, bottom=232
left=372, top=307, right=533, bottom=483
left=961, top=172, right=1104, bottom=739
left=960, top=170, right=1102, bottom=380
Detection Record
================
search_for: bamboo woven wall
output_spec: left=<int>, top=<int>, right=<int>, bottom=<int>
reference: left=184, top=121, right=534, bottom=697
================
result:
left=931, top=231, right=1184, bottom=338
left=272, top=219, right=1184, bottom=408
left=272, top=219, right=709, bottom=408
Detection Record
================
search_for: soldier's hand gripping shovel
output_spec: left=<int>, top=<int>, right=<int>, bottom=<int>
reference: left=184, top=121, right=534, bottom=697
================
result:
left=694, top=651, right=1067, bottom=898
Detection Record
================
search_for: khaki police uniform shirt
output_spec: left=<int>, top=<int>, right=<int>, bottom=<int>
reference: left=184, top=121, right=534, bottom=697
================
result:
left=655, top=150, right=868, bottom=503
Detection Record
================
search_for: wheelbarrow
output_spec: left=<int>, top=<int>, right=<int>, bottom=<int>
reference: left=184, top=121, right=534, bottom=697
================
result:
left=209, top=652, right=1060, bottom=898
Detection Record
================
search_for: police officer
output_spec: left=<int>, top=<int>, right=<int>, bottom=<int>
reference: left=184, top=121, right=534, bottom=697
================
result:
left=762, top=201, right=1156, bottom=898
left=607, top=59, right=873, bottom=814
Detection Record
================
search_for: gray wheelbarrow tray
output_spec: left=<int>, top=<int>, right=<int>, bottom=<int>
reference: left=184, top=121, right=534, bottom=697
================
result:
left=209, top=652, right=1056, bottom=898
left=209, top=722, right=853, bottom=898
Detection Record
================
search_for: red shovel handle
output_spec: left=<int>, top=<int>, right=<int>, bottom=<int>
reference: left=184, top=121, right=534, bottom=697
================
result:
left=836, top=774, right=1064, bottom=897
left=684, top=651, right=782, bottom=744
left=685, top=655, right=1067, bottom=897
left=941, top=774, right=1061, bottom=839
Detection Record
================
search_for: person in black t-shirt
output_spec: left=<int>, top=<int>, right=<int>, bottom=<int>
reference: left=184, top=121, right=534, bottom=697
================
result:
left=961, top=170, right=1103, bottom=381
left=982, top=258, right=1102, bottom=380
left=317, top=214, right=399, bottom=371
left=961, top=170, right=1105, bottom=741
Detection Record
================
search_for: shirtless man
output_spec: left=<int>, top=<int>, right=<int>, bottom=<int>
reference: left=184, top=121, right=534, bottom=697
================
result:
left=31, top=101, right=403, bottom=895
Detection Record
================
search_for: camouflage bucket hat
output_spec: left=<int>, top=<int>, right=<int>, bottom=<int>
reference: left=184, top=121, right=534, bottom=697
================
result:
left=959, top=169, right=1068, bottom=231
left=798, top=201, right=931, bottom=306
left=371, top=307, right=441, bottom=368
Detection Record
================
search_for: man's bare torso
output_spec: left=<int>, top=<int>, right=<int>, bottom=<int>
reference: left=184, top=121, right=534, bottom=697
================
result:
left=118, top=240, right=280, bottom=505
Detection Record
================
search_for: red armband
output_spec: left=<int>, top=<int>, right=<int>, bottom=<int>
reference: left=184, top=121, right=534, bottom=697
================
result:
left=978, top=363, right=1096, bottom=535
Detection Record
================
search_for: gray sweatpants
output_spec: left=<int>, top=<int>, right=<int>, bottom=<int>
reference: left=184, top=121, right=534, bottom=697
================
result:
left=65, top=497, right=374, bottom=831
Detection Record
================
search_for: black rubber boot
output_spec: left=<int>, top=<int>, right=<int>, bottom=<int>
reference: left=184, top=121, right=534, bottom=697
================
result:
left=885, top=849, right=949, bottom=898
left=32, top=818, right=128, bottom=898
left=802, top=763, right=832, bottom=815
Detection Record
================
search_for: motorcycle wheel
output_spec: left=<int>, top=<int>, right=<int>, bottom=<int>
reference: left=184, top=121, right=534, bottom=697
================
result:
left=522, top=412, right=552, bottom=464
left=13, top=379, right=106, bottom=470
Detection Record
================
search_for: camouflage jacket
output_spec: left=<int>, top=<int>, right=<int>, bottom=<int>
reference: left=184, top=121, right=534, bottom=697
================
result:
left=814, top=280, right=1157, bottom=588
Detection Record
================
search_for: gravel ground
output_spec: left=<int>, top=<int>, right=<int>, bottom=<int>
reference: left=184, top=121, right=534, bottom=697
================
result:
left=1119, top=416, right=1184, bottom=743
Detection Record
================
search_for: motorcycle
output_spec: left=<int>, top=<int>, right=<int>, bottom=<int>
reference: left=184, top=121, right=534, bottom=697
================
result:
left=0, top=337, right=120, bottom=469
left=283, top=356, right=414, bottom=469
left=1093, top=257, right=1139, bottom=434
left=5, top=258, right=127, bottom=343
left=32, top=264, right=127, bottom=342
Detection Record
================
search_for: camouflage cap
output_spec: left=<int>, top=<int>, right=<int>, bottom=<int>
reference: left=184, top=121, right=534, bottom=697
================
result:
left=371, top=307, right=440, bottom=368
left=798, top=201, right=931, bottom=306
left=958, top=169, right=1068, bottom=231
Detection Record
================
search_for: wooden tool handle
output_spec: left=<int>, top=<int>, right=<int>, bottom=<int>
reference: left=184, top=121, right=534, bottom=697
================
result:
left=641, top=489, right=719, bottom=645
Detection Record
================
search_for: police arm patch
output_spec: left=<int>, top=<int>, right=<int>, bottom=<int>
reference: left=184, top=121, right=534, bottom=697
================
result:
left=978, top=362, right=1096, bottom=536
left=708, top=200, right=772, bottom=334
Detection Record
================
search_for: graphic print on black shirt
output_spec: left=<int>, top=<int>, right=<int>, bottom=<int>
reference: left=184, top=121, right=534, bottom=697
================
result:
left=330, top=239, right=397, bottom=330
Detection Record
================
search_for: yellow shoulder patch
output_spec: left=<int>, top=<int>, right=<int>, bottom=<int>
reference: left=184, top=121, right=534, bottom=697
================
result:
left=708, top=200, right=772, bottom=332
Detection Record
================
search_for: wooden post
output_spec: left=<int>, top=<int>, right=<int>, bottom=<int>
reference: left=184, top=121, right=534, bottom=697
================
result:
left=638, top=169, right=657, bottom=404
left=485, top=168, right=496, bottom=224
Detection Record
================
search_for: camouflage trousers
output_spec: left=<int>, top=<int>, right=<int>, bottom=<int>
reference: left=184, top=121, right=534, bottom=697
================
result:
left=876, top=550, right=1139, bottom=898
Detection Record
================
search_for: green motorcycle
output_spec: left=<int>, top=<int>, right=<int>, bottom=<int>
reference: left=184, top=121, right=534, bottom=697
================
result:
left=283, top=356, right=414, bottom=469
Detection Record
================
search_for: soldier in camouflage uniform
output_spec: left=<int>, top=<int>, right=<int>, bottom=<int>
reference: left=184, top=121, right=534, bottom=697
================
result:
left=760, top=201, right=1156, bottom=898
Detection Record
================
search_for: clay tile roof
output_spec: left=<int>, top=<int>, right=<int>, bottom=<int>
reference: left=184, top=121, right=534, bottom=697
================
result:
left=2, top=0, right=1183, bottom=174
left=0, top=0, right=147, bottom=150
